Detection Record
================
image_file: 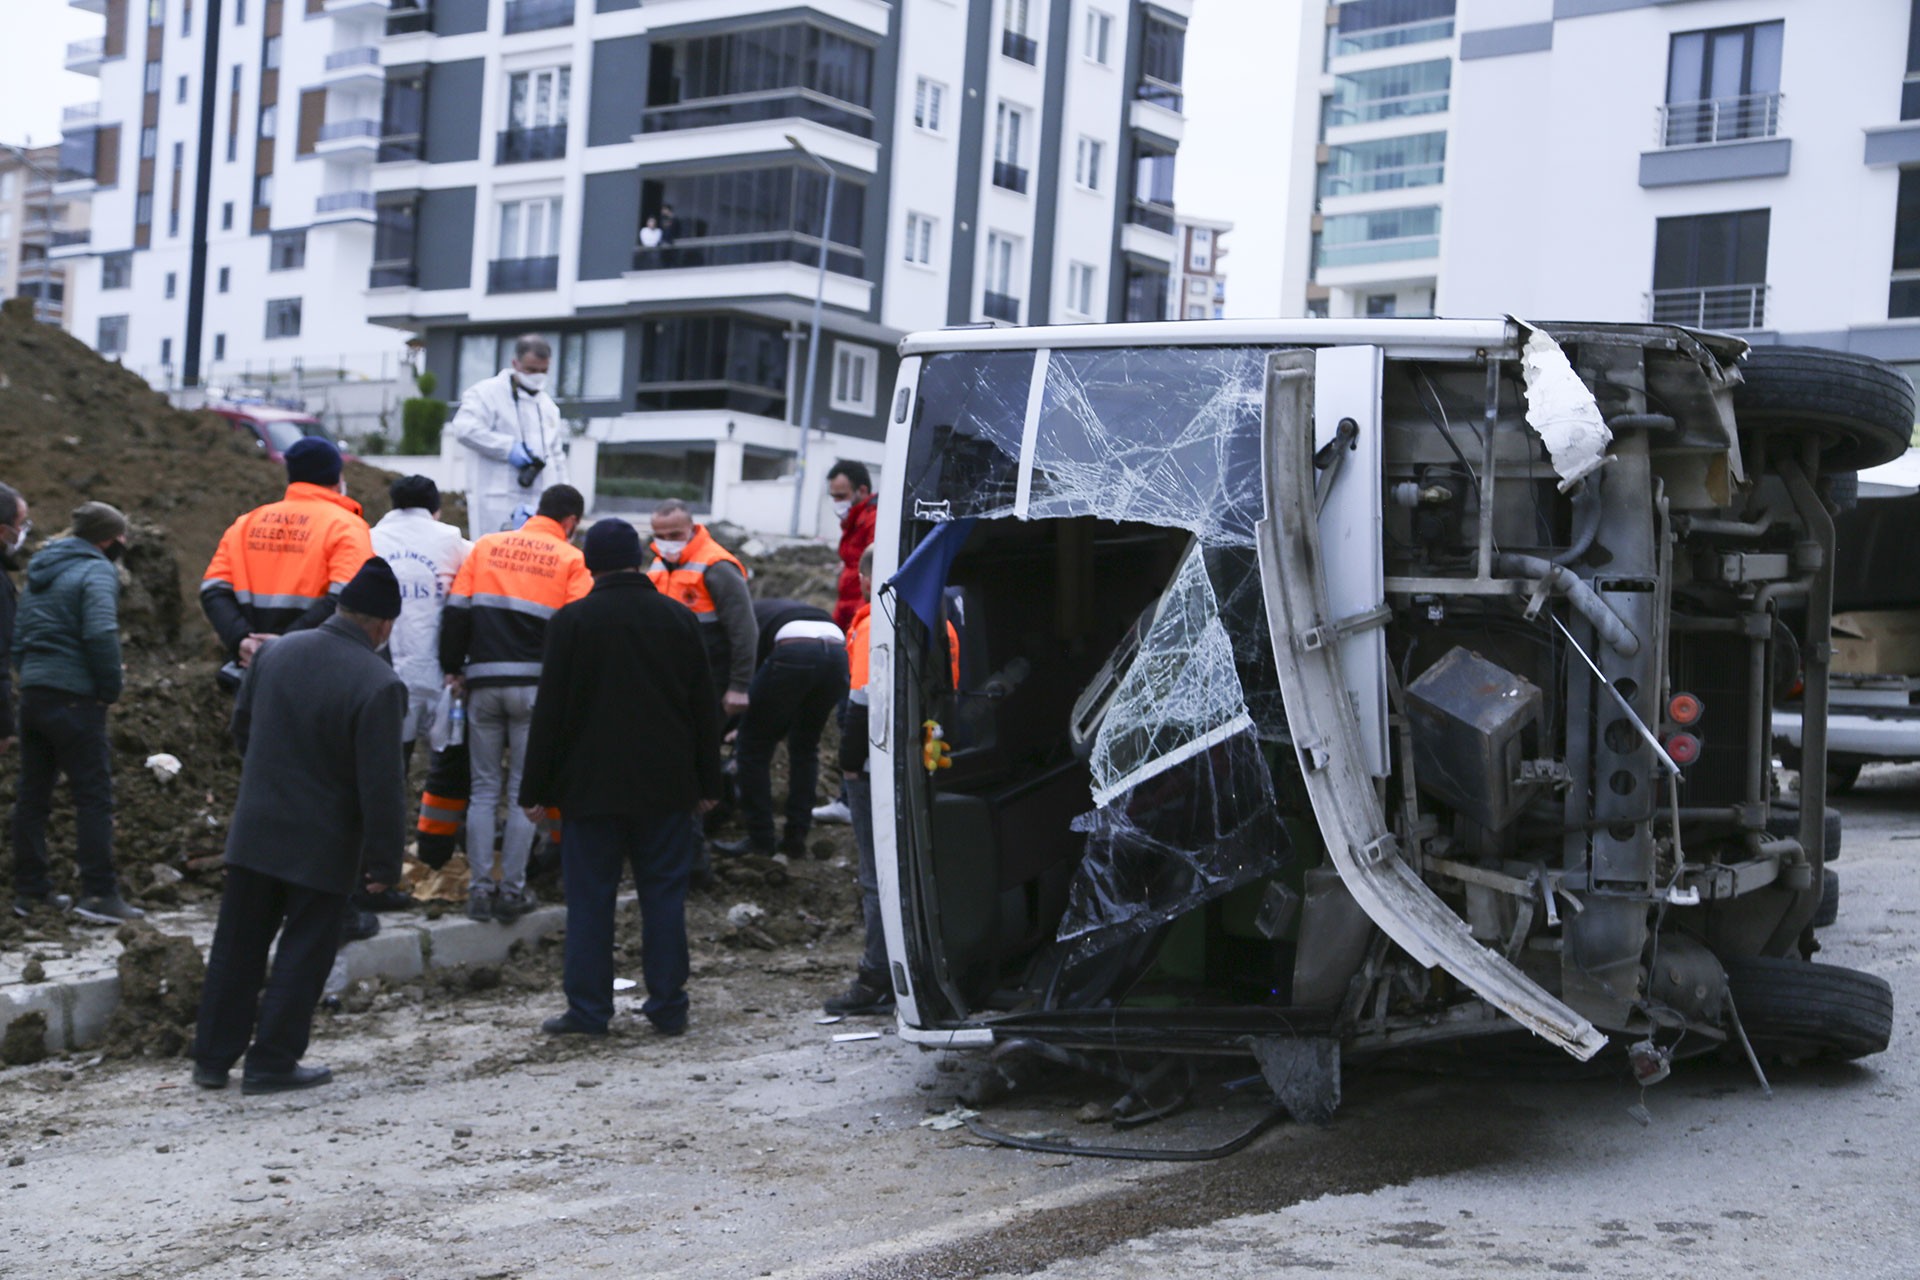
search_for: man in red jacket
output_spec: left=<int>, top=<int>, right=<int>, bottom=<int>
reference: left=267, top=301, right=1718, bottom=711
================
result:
left=826, top=460, right=876, bottom=631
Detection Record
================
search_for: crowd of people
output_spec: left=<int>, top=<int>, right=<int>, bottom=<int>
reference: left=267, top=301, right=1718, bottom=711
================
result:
left=0, top=333, right=889, bottom=1096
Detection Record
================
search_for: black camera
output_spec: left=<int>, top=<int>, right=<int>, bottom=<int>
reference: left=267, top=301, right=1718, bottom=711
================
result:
left=516, top=455, right=547, bottom=488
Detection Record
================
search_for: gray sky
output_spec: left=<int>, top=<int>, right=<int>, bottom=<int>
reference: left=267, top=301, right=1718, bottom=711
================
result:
left=0, top=0, right=1297, bottom=315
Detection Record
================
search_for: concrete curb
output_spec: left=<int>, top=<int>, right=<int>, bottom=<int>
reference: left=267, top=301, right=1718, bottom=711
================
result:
left=1, top=905, right=567, bottom=1057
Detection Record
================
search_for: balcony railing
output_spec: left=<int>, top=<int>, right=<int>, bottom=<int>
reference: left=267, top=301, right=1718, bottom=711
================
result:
left=385, top=2, right=430, bottom=35
left=49, top=229, right=91, bottom=247
left=1647, top=284, right=1768, bottom=330
left=488, top=255, right=560, bottom=293
left=1330, top=16, right=1454, bottom=57
left=1135, top=78, right=1184, bottom=113
left=640, top=90, right=875, bottom=139
left=1326, top=90, right=1448, bottom=127
left=496, top=123, right=567, bottom=163
left=62, top=102, right=101, bottom=127
left=319, top=118, right=381, bottom=143
left=1316, top=235, right=1439, bottom=269
left=1128, top=200, right=1176, bottom=234
left=324, top=46, right=381, bottom=71
left=370, top=260, right=416, bottom=288
left=65, top=36, right=105, bottom=65
left=630, top=232, right=863, bottom=278
left=991, top=160, right=1029, bottom=194
left=503, top=0, right=572, bottom=34
left=1001, top=29, right=1037, bottom=64
left=982, top=291, right=1020, bottom=323
left=1318, top=160, right=1444, bottom=199
left=377, top=133, right=422, bottom=162
left=316, top=190, right=376, bottom=214
left=1656, top=93, right=1782, bottom=148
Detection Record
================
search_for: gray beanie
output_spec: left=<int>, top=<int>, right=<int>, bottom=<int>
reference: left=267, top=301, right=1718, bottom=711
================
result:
left=71, top=501, right=129, bottom=545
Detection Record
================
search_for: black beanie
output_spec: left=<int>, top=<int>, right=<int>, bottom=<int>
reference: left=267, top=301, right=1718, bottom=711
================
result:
left=338, top=556, right=403, bottom=620
left=285, top=437, right=344, bottom=487
left=389, top=474, right=440, bottom=511
left=583, top=519, right=643, bottom=573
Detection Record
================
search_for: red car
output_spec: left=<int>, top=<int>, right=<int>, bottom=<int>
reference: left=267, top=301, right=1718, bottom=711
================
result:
left=206, top=402, right=351, bottom=463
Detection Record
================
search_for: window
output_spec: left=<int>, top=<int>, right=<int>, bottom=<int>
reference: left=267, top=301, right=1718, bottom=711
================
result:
left=101, top=253, right=132, bottom=289
left=164, top=271, right=176, bottom=298
left=1651, top=208, right=1770, bottom=327
left=507, top=66, right=571, bottom=129
left=218, top=265, right=230, bottom=292
left=372, top=197, right=419, bottom=286
left=227, top=66, right=241, bottom=162
left=1663, top=22, right=1784, bottom=146
left=1190, top=240, right=1210, bottom=271
left=1328, top=59, right=1450, bottom=125
left=498, top=196, right=562, bottom=260
left=1331, top=0, right=1454, bottom=56
left=643, top=23, right=878, bottom=138
left=1892, top=169, right=1920, bottom=318
left=181, top=0, right=190, bottom=34
left=636, top=315, right=789, bottom=415
left=831, top=343, right=877, bottom=415
left=1365, top=292, right=1398, bottom=317
left=135, top=193, right=153, bottom=225
left=1319, top=131, right=1446, bottom=197
left=147, top=0, right=162, bottom=22
left=0, top=212, right=10, bottom=240
left=268, top=229, right=306, bottom=271
left=995, top=102, right=1024, bottom=165
left=983, top=230, right=1019, bottom=320
left=1188, top=278, right=1208, bottom=297
left=0, top=172, right=12, bottom=201
left=177, top=75, right=188, bottom=104
left=1122, top=263, right=1167, bottom=323
left=265, top=297, right=302, bottom=339
left=234, top=0, right=243, bottom=21
left=1316, top=205, right=1441, bottom=267
left=1075, top=136, right=1103, bottom=190
left=259, top=104, right=276, bottom=138
left=160, top=337, right=173, bottom=366
left=221, top=201, right=233, bottom=230
left=1186, top=304, right=1206, bottom=320
left=914, top=77, right=945, bottom=133
left=253, top=174, right=272, bottom=207
left=634, top=166, right=866, bottom=274
left=904, top=211, right=935, bottom=266
left=559, top=329, right=624, bottom=401
left=1003, top=0, right=1028, bottom=36
left=1139, top=18, right=1185, bottom=106
left=1085, top=9, right=1112, bottom=64
left=145, top=62, right=162, bottom=94
left=1133, top=145, right=1176, bottom=207
left=379, top=72, right=427, bottom=161
left=140, top=126, right=157, bottom=159
left=97, top=315, right=129, bottom=355
left=214, top=333, right=226, bottom=361
left=1066, top=261, right=1095, bottom=317
left=264, top=36, right=280, bottom=70
left=172, top=141, right=183, bottom=170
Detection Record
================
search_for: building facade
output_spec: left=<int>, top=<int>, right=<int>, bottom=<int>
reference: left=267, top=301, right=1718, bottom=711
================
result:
left=1283, top=0, right=1920, bottom=393
left=56, top=0, right=418, bottom=390
left=357, top=0, right=1191, bottom=532
left=1170, top=213, right=1226, bottom=318
left=1, top=144, right=89, bottom=328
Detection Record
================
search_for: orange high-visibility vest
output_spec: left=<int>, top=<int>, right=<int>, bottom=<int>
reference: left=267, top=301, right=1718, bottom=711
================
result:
left=847, top=602, right=958, bottom=693
left=200, top=483, right=373, bottom=637
left=647, top=524, right=745, bottom=620
left=445, top=515, right=591, bottom=685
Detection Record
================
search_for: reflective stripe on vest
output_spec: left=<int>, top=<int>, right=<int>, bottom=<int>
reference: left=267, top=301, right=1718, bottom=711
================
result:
left=646, top=525, right=744, bottom=617
left=418, top=792, right=468, bottom=836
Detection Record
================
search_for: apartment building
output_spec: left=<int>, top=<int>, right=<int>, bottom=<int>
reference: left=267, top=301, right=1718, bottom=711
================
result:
left=56, top=0, right=417, bottom=389
left=1282, top=0, right=1920, bottom=392
left=1170, top=213, right=1226, bottom=318
left=0, top=144, right=89, bottom=328
left=355, top=0, right=1191, bottom=531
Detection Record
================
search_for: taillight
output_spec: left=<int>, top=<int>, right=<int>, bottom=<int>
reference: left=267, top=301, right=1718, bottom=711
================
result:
left=1665, top=732, right=1701, bottom=766
left=1668, top=693, right=1703, bottom=726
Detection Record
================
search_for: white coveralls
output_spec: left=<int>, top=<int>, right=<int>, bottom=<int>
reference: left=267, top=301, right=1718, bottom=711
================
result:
left=449, top=367, right=573, bottom=539
left=370, top=506, right=472, bottom=742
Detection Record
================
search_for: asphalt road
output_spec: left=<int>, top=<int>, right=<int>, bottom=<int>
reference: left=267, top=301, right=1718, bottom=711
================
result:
left=0, top=770, right=1912, bottom=1280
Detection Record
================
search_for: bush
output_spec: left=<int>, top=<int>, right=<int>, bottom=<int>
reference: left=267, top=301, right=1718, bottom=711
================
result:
left=596, top=477, right=706, bottom=501
left=400, top=396, right=448, bottom=454
left=415, top=368, right=438, bottom=398
left=357, top=432, right=392, bottom=456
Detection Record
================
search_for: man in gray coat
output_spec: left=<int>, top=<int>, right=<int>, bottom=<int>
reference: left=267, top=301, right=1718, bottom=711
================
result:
left=192, top=558, right=407, bottom=1095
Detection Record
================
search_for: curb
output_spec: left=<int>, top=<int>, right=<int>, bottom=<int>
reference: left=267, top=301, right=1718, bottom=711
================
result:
left=1, top=905, right=567, bottom=1058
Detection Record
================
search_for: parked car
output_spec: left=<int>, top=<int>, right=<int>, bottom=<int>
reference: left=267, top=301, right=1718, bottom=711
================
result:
left=868, top=321, right=1906, bottom=1120
left=206, top=400, right=345, bottom=464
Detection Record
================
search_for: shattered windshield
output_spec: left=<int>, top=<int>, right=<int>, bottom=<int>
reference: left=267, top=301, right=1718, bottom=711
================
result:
left=901, top=351, right=1031, bottom=521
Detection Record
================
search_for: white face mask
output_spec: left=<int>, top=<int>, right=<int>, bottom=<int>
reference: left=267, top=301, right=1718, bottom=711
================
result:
left=5, top=522, right=27, bottom=555
left=832, top=500, right=853, bottom=520
left=516, top=370, right=548, bottom=393
left=653, top=538, right=688, bottom=560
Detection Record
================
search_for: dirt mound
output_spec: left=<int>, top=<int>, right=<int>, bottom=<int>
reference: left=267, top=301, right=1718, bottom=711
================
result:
left=746, top=542, right=843, bottom=609
left=2, top=1010, right=49, bottom=1065
left=99, top=924, right=204, bottom=1058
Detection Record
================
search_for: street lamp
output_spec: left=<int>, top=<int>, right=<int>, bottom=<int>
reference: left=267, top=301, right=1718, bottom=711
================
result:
left=785, top=133, right=836, bottom=537
left=1, top=143, right=58, bottom=325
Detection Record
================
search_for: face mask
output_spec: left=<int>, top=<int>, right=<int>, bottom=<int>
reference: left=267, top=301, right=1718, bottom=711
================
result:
left=104, top=540, right=126, bottom=563
left=654, top=538, right=688, bottom=560
left=832, top=500, right=853, bottom=520
left=5, top=521, right=28, bottom=555
left=516, top=371, right=548, bottom=393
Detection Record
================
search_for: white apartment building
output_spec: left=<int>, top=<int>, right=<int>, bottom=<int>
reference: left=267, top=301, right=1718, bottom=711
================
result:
left=1170, top=212, right=1226, bottom=318
left=1283, top=0, right=1920, bottom=392
left=353, top=0, right=1191, bottom=532
left=56, top=0, right=420, bottom=390
left=1, top=144, right=88, bottom=329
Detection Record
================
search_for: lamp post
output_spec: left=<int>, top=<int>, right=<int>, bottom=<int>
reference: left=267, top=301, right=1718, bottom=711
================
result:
left=2, top=143, right=59, bottom=324
left=785, top=133, right=836, bottom=537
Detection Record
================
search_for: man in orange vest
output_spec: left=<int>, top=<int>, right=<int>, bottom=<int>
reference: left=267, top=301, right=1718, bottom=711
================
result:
left=200, top=438, right=374, bottom=673
left=441, top=484, right=592, bottom=923
left=646, top=499, right=756, bottom=719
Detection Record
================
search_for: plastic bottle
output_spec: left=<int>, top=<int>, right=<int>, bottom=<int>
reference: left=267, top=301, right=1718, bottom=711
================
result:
left=448, top=695, right=466, bottom=747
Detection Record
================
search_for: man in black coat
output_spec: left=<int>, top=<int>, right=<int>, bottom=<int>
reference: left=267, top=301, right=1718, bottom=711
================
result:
left=0, top=482, right=26, bottom=812
left=192, top=558, right=408, bottom=1094
left=520, top=519, right=721, bottom=1037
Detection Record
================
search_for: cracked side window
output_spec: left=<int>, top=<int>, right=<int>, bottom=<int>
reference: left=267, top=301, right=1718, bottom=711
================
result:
left=1028, top=347, right=1269, bottom=547
left=901, top=350, right=1031, bottom=520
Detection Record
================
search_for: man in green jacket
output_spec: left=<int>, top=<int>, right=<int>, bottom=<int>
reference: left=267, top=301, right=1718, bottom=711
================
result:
left=10, top=502, right=143, bottom=924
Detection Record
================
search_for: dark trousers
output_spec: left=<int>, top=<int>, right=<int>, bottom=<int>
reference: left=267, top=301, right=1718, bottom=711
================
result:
left=10, top=688, right=116, bottom=898
left=563, top=811, right=695, bottom=1033
left=847, top=773, right=887, bottom=982
left=193, top=864, right=349, bottom=1074
left=734, top=640, right=849, bottom=851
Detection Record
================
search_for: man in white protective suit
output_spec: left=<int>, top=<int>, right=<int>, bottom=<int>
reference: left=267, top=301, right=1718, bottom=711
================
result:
left=449, top=334, right=573, bottom=538
left=369, top=474, right=470, bottom=757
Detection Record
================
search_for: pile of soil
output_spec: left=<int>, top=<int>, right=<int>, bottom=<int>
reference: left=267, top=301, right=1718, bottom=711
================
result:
left=98, top=923, right=204, bottom=1058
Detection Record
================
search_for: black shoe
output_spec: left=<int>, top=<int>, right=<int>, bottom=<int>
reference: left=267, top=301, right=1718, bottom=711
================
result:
left=494, top=887, right=537, bottom=923
left=649, top=1017, right=688, bottom=1037
left=192, top=1064, right=229, bottom=1090
left=340, top=908, right=380, bottom=942
left=241, top=1063, right=333, bottom=1095
left=777, top=830, right=808, bottom=860
left=73, top=894, right=144, bottom=925
left=823, top=976, right=895, bottom=1017
left=352, top=886, right=416, bottom=913
left=541, top=1013, right=608, bottom=1037
left=11, top=891, right=72, bottom=919
left=710, top=836, right=774, bottom=859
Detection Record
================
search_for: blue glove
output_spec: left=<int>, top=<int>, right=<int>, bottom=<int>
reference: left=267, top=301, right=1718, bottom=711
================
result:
left=508, top=504, right=536, bottom=530
left=508, top=442, right=535, bottom=468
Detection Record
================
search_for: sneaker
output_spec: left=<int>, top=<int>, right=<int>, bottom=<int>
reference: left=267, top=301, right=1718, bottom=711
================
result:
left=192, top=1064, right=229, bottom=1090
left=493, top=886, right=536, bottom=923
left=11, top=891, right=72, bottom=919
left=466, top=889, right=495, bottom=922
left=823, top=975, right=895, bottom=1017
left=541, top=1013, right=607, bottom=1037
left=710, top=836, right=774, bottom=859
left=73, top=894, right=145, bottom=925
left=811, top=799, right=852, bottom=826
left=340, top=908, right=381, bottom=943
left=241, top=1063, right=333, bottom=1095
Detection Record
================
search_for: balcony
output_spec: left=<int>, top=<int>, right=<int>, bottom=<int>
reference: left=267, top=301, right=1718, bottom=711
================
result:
left=1657, top=93, right=1782, bottom=148
left=68, top=0, right=107, bottom=13
left=991, top=160, right=1028, bottom=194
left=370, top=260, right=416, bottom=288
left=385, top=2, right=431, bottom=35
left=326, top=0, right=392, bottom=12
left=65, top=36, right=106, bottom=76
left=640, top=90, right=876, bottom=140
left=315, top=118, right=382, bottom=161
left=503, top=0, right=572, bottom=35
left=488, top=256, right=560, bottom=293
left=1330, top=14, right=1453, bottom=57
left=1647, top=284, right=1768, bottom=330
left=62, top=102, right=101, bottom=129
left=630, top=233, right=864, bottom=278
left=1128, top=200, right=1176, bottom=235
left=1135, top=78, right=1184, bottom=114
left=496, top=124, right=567, bottom=164
left=315, top=190, right=377, bottom=222
left=1001, top=29, right=1037, bottom=64
left=377, top=133, right=422, bottom=163
left=982, top=291, right=1020, bottom=323
left=322, top=46, right=384, bottom=91
left=48, top=229, right=92, bottom=258
left=1327, top=90, right=1449, bottom=128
